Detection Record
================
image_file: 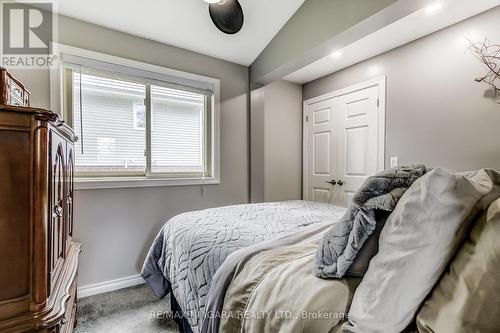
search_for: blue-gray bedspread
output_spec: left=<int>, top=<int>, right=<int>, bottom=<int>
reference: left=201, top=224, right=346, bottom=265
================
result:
left=141, top=200, right=345, bottom=332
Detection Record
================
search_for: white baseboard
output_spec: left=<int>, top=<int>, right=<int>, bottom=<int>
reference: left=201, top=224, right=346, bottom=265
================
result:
left=78, top=274, right=145, bottom=299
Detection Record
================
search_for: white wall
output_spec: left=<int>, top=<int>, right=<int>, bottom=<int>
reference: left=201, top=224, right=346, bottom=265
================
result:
left=251, top=80, right=303, bottom=202
left=12, top=14, right=249, bottom=287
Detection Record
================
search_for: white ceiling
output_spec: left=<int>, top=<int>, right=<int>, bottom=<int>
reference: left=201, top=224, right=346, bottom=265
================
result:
left=284, top=0, right=500, bottom=84
left=56, top=0, right=305, bottom=66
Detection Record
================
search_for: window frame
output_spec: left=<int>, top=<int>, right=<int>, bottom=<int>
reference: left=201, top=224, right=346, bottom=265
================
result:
left=50, top=43, right=220, bottom=190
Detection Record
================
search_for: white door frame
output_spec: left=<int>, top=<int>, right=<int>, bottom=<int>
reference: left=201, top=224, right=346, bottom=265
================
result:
left=302, top=76, right=386, bottom=200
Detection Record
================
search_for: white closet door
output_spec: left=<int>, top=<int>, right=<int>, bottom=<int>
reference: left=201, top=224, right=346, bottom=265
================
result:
left=304, top=79, right=384, bottom=207
left=335, top=85, right=380, bottom=206
left=305, top=99, right=338, bottom=204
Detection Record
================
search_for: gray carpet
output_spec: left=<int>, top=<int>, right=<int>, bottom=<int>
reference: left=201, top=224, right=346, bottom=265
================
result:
left=74, top=284, right=179, bottom=333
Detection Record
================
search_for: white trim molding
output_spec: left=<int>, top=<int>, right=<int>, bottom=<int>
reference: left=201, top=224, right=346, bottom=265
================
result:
left=302, top=75, right=387, bottom=105
left=49, top=43, right=221, bottom=189
left=77, top=274, right=145, bottom=299
left=50, top=43, right=221, bottom=115
left=75, top=176, right=220, bottom=190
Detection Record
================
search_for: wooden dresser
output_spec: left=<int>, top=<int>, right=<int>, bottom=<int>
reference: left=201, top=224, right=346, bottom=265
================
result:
left=0, top=104, right=80, bottom=332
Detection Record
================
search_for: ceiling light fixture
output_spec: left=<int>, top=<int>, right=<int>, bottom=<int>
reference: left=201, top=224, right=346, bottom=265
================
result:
left=331, top=51, right=343, bottom=58
left=424, top=2, right=443, bottom=16
left=206, top=0, right=244, bottom=34
left=368, top=65, right=382, bottom=76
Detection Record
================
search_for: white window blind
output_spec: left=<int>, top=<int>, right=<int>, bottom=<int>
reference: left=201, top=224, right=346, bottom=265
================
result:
left=67, top=65, right=213, bottom=179
left=73, top=72, right=146, bottom=175
left=151, top=85, right=205, bottom=174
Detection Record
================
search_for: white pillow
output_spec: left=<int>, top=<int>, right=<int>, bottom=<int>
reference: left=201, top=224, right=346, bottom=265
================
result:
left=343, top=168, right=499, bottom=333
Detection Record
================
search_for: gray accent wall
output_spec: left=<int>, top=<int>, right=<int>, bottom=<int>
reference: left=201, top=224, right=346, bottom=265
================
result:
left=12, top=14, right=249, bottom=287
left=251, top=80, right=303, bottom=202
left=250, top=88, right=265, bottom=202
left=303, top=6, right=500, bottom=171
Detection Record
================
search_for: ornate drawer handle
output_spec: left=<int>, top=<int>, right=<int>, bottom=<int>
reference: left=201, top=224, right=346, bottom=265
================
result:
left=53, top=205, right=63, bottom=218
left=67, top=197, right=72, bottom=204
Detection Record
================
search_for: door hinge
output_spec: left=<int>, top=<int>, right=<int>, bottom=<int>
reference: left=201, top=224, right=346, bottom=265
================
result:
left=377, top=99, right=380, bottom=107
left=306, top=115, right=309, bottom=122
left=144, top=98, right=147, bottom=106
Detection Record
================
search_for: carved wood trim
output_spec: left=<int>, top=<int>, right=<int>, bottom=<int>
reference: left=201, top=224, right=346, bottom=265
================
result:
left=0, top=243, right=81, bottom=332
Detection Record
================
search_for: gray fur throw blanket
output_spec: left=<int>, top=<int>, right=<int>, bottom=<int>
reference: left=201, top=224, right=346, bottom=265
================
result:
left=314, top=165, right=427, bottom=279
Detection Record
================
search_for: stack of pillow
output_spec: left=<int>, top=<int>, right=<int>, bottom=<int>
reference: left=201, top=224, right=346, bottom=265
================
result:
left=341, top=168, right=500, bottom=333
left=416, top=197, right=500, bottom=333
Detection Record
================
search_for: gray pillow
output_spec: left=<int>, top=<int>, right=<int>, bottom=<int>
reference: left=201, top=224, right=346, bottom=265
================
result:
left=343, top=168, right=500, bottom=333
left=346, top=210, right=390, bottom=277
left=416, top=198, right=500, bottom=333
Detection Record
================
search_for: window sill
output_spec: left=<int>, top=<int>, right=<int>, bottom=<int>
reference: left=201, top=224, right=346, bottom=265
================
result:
left=74, top=176, right=220, bottom=190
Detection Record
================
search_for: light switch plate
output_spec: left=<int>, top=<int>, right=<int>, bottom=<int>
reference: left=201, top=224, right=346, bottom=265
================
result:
left=390, top=156, right=399, bottom=168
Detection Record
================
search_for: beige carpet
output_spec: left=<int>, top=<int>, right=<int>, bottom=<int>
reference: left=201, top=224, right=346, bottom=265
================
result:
left=74, top=284, right=179, bottom=333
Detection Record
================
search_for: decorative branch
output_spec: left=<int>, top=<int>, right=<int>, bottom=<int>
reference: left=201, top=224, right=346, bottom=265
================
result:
left=467, top=37, right=500, bottom=104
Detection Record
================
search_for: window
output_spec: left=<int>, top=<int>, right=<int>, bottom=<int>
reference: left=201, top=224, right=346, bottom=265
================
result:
left=59, top=50, right=219, bottom=188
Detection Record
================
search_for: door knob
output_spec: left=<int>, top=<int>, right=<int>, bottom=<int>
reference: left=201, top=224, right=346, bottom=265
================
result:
left=337, top=180, right=344, bottom=186
left=326, top=179, right=337, bottom=185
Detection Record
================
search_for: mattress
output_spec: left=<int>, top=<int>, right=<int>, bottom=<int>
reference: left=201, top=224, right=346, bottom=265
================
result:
left=141, top=200, right=346, bottom=333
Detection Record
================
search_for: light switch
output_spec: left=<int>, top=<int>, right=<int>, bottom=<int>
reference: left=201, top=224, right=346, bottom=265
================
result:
left=390, top=156, right=399, bottom=168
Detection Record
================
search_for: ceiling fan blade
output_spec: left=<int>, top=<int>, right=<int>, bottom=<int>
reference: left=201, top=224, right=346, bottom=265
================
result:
left=209, top=0, right=244, bottom=34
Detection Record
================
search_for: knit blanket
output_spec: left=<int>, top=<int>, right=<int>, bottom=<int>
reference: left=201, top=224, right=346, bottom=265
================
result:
left=315, top=165, right=427, bottom=279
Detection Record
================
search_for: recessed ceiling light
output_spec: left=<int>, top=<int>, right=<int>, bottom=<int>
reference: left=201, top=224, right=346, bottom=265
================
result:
left=331, top=51, right=343, bottom=58
left=424, top=2, right=443, bottom=16
left=368, top=65, right=382, bottom=76
left=204, top=0, right=223, bottom=4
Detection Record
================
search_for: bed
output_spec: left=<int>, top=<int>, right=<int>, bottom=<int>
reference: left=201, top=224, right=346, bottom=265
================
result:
left=142, top=200, right=346, bottom=333
left=142, top=168, right=500, bottom=333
